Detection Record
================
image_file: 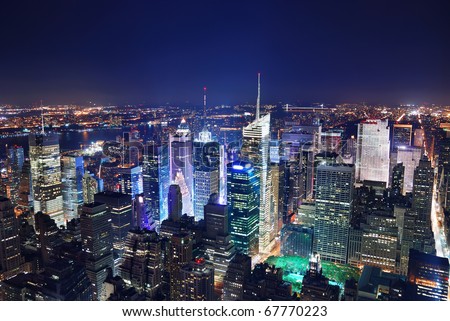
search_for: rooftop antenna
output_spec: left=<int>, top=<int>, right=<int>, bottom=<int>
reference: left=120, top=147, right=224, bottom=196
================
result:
left=40, top=100, right=45, bottom=134
left=203, top=86, right=207, bottom=128
left=256, top=72, right=261, bottom=120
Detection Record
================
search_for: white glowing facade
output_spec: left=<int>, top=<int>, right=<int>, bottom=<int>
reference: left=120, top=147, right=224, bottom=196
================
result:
left=356, top=119, right=390, bottom=186
left=396, top=146, right=422, bottom=194
left=241, top=113, right=273, bottom=254
left=169, top=119, right=193, bottom=216
left=29, top=133, right=65, bottom=226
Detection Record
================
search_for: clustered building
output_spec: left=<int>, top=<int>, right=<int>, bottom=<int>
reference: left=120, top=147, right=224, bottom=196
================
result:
left=0, top=77, right=448, bottom=301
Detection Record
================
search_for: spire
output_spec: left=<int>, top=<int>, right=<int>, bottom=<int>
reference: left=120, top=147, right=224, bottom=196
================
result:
left=203, top=86, right=207, bottom=127
left=256, top=72, right=261, bottom=121
left=40, top=100, right=45, bottom=135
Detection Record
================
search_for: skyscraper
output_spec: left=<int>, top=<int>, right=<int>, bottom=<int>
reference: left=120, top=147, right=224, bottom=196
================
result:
left=29, top=133, right=64, bottom=226
left=241, top=115, right=272, bottom=253
left=116, top=165, right=143, bottom=199
left=0, top=197, right=23, bottom=280
left=80, top=202, right=114, bottom=300
left=119, top=228, right=163, bottom=299
left=179, top=258, right=214, bottom=301
left=356, top=119, right=390, bottom=187
left=227, top=161, right=260, bottom=256
left=169, top=232, right=193, bottom=300
left=169, top=119, right=194, bottom=216
left=313, top=164, right=354, bottom=264
left=203, top=194, right=235, bottom=292
left=6, top=145, right=24, bottom=207
left=94, top=192, right=132, bottom=271
left=61, top=154, right=85, bottom=222
left=193, top=130, right=220, bottom=221
left=168, top=184, right=183, bottom=221
left=392, top=124, right=413, bottom=150
left=82, top=172, right=100, bottom=205
left=17, top=160, right=33, bottom=216
left=222, top=253, right=252, bottom=301
left=395, top=146, right=422, bottom=194
left=360, top=210, right=398, bottom=273
left=143, top=142, right=170, bottom=232
left=411, top=157, right=435, bottom=255
left=406, top=249, right=449, bottom=301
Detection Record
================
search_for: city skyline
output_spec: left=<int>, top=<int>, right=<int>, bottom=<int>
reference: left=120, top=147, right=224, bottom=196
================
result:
left=1, top=1, right=450, bottom=106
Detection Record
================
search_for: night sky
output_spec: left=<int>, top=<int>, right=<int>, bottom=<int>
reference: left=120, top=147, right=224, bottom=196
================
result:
left=1, top=1, right=449, bottom=106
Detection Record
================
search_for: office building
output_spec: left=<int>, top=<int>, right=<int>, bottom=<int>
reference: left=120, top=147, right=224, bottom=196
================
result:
left=0, top=197, right=23, bottom=280
left=356, top=119, right=390, bottom=187
left=281, top=224, right=314, bottom=257
left=392, top=124, right=412, bottom=150
left=227, top=161, right=260, bottom=256
left=80, top=202, right=114, bottom=300
left=179, top=258, right=214, bottom=301
left=82, top=172, right=101, bottom=205
left=6, top=145, right=24, bottom=207
left=241, top=95, right=274, bottom=253
left=222, top=253, right=252, bottom=301
left=395, top=146, right=422, bottom=194
left=94, top=192, right=132, bottom=271
left=406, top=249, right=449, bottom=301
left=360, top=211, right=398, bottom=273
left=169, top=119, right=194, bottom=216
left=313, top=164, right=354, bottom=264
left=29, top=133, right=64, bottom=226
left=119, top=228, right=163, bottom=299
left=203, top=194, right=236, bottom=291
left=193, top=130, right=220, bottom=221
left=143, top=142, right=169, bottom=232
left=61, top=154, right=84, bottom=222
left=300, top=253, right=340, bottom=301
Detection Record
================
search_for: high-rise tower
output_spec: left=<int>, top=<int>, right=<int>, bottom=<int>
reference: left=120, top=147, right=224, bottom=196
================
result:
left=169, top=119, right=193, bottom=216
left=356, top=119, right=390, bottom=187
left=29, top=133, right=64, bottom=226
left=240, top=73, right=273, bottom=254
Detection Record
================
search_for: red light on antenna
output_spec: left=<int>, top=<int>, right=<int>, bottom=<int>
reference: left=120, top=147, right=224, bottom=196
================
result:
left=203, top=87, right=207, bottom=91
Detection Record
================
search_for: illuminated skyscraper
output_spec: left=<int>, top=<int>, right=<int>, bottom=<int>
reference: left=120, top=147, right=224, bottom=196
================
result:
left=6, top=145, right=24, bottom=207
left=406, top=249, right=449, bottom=301
left=227, top=161, right=260, bottom=256
left=61, top=154, right=84, bottom=222
left=392, top=124, right=412, bottom=150
left=29, top=133, right=64, bottom=226
left=356, top=119, right=390, bottom=187
left=94, top=192, right=132, bottom=271
left=168, top=184, right=182, bottom=221
left=0, top=197, right=23, bottom=281
left=360, top=211, right=398, bottom=273
left=143, top=142, right=169, bottom=232
left=169, top=119, right=193, bottom=216
left=203, top=194, right=235, bottom=292
left=193, top=129, right=220, bottom=221
left=169, top=232, right=193, bottom=300
left=82, top=172, right=100, bottom=205
left=411, top=157, right=435, bottom=255
left=116, top=165, right=143, bottom=199
left=119, top=228, right=163, bottom=299
left=313, top=164, right=354, bottom=264
left=80, top=202, right=114, bottom=300
left=394, top=146, right=422, bottom=194
left=17, top=160, right=33, bottom=216
left=241, top=113, right=272, bottom=253
left=179, top=258, right=214, bottom=301
left=223, top=253, right=252, bottom=301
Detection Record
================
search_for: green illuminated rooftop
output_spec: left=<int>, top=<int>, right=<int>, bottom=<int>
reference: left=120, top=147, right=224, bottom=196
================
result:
left=265, top=255, right=361, bottom=293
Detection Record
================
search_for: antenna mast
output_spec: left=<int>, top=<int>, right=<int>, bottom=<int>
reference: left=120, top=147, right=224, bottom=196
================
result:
left=40, top=100, right=45, bottom=134
left=256, top=73, right=261, bottom=120
left=203, top=86, right=207, bottom=128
